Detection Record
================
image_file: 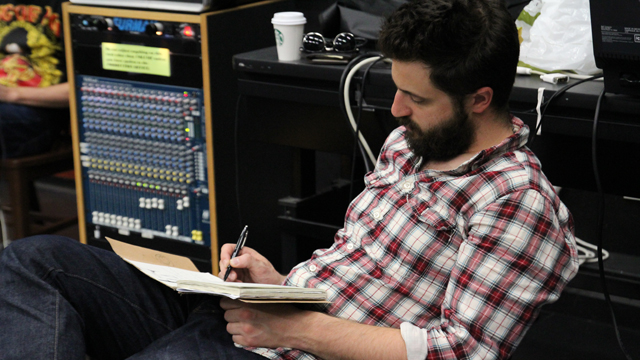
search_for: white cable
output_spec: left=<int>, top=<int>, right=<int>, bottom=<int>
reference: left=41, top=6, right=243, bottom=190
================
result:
left=575, top=236, right=609, bottom=263
left=565, top=73, right=604, bottom=81
left=343, top=56, right=382, bottom=165
left=517, top=66, right=544, bottom=76
left=516, top=66, right=603, bottom=81
left=535, top=87, right=544, bottom=135
left=574, top=236, right=609, bottom=265
left=0, top=209, right=9, bottom=250
left=576, top=244, right=595, bottom=266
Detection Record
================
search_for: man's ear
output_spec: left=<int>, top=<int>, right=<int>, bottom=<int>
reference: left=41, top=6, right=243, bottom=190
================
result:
left=468, top=87, right=493, bottom=114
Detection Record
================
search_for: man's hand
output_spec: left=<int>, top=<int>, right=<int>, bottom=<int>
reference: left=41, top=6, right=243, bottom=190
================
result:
left=218, top=244, right=285, bottom=285
left=219, top=298, right=408, bottom=360
left=220, top=298, right=310, bottom=349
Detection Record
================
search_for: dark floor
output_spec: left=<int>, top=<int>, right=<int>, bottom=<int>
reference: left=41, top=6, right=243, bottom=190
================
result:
left=1, top=176, right=640, bottom=359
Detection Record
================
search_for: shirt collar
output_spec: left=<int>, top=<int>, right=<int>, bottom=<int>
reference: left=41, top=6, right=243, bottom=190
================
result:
left=446, top=115, right=529, bottom=175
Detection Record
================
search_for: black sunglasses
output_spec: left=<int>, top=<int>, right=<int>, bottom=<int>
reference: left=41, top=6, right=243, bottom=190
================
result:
left=301, top=32, right=367, bottom=53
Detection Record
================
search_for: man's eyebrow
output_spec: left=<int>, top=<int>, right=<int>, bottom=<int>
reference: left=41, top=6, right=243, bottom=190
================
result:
left=398, top=88, right=426, bottom=100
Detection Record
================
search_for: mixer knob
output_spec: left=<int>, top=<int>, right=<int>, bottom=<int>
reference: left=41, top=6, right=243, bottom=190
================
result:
left=145, top=22, right=164, bottom=36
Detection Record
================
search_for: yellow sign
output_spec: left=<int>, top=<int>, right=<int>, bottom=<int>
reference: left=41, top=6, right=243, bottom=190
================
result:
left=102, top=42, right=171, bottom=77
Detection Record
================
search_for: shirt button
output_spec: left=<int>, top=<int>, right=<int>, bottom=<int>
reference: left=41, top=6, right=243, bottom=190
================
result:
left=372, top=211, right=381, bottom=220
left=309, top=265, right=317, bottom=272
left=403, top=181, right=412, bottom=190
left=346, top=243, right=354, bottom=250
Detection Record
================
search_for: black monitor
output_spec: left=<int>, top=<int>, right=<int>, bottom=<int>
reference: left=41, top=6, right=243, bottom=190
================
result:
left=590, top=0, right=640, bottom=96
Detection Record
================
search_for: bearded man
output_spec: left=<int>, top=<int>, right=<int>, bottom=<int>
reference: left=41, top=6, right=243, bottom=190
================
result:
left=0, top=1, right=578, bottom=359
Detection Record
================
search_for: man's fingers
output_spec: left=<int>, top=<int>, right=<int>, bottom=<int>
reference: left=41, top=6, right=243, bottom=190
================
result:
left=220, top=245, right=254, bottom=265
left=219, top=297, right=243, bottom=310
left=228, top=253, right=252, bottom=268
left=226, top=322, right=251, bottom=344
left=219, top=243, right=237, bottom=262
left=218, top=256, right=250, bottom=282
left=219, top=244, right=247, bottom=274
left=217, top=266, right=233, bottom=281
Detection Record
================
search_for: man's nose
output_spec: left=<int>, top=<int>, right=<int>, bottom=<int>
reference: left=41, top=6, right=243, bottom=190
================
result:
left=391, top=90, right=410, bottom=118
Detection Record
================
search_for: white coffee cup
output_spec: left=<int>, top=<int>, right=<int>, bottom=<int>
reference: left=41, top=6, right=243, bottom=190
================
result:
left=271, top=12, right=306, bottom=61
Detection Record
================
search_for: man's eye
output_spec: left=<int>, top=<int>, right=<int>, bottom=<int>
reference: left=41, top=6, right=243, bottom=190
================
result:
left=410, top=96, right=426, bottom=104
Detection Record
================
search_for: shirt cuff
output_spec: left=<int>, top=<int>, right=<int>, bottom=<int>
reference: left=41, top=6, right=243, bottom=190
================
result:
left=400, top=322, right=429, bottom=360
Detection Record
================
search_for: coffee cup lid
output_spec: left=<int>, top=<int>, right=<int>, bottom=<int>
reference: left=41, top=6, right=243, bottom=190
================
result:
left=271, top=12, right=306, bottom=25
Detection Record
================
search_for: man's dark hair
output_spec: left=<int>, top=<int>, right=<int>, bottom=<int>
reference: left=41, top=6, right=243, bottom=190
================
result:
left=379, top=0, right=520, bottom=113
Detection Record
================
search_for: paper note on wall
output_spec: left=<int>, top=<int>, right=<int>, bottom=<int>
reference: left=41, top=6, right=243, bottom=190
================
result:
left=102, top=42, right=171, bottom=77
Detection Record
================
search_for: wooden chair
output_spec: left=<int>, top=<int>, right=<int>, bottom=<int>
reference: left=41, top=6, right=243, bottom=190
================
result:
left=0, top=141, right=76, bottom=243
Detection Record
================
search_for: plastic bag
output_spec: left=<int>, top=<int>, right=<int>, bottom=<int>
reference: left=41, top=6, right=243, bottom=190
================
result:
left=516, top=0, right=600, bottom=75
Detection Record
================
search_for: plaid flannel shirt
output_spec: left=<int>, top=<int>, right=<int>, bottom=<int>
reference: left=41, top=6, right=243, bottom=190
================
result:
left=250, top=117, right=579, bottom=360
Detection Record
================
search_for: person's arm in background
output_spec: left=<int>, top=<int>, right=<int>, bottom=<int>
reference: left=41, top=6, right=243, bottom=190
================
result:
left=0, top=82, right=69, bottom=108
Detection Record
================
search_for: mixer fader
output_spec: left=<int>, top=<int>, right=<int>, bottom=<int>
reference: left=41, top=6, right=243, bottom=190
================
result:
left=77, top=76, right=211, bottom=245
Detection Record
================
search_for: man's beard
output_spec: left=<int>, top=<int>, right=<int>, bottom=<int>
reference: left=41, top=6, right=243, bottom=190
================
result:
left=397, top=105, right=475, bottom=163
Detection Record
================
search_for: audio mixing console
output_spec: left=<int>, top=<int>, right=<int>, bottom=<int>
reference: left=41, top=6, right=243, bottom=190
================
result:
left=78, top=77, right=211, bottom=245
left=64, top=1, right=287, bottom=269
left=66, top=6, right=215, bottom=249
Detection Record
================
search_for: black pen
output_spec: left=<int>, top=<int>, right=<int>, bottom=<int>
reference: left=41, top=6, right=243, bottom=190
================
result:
left=223, top=225, right=248, bottom=281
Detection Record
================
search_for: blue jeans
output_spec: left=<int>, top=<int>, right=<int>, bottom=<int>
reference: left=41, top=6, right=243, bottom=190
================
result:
left=0, top=235, right=265, bottom=360
left=0, top=103, right=68, bottom=158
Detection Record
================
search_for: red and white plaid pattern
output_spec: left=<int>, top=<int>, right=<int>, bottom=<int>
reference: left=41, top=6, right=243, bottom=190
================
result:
left=251, top=117, right=579, bottom=360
